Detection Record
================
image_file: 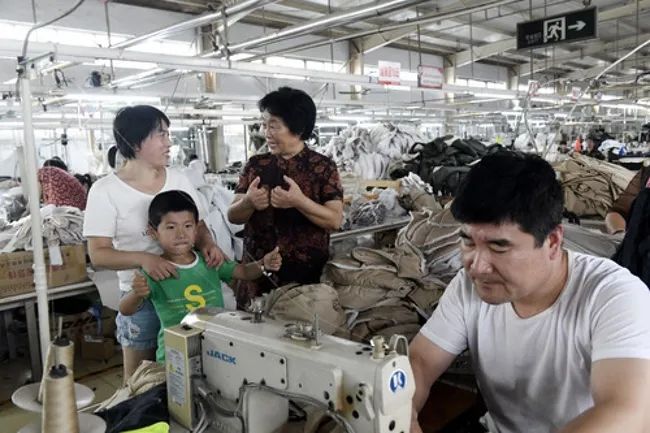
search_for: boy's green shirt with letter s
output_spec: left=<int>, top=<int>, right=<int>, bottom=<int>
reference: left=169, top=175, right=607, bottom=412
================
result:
left=144, top=251, right=236, bottom=362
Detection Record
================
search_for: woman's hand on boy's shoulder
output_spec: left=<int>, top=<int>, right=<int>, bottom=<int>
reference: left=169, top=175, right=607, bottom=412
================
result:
left=201, top=242, right=225, bottom=268
left=140, top=253, right=178, bottom=281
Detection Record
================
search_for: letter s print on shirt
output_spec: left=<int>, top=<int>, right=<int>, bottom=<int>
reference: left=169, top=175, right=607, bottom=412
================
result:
left=184, top=284, right=206, bottom=310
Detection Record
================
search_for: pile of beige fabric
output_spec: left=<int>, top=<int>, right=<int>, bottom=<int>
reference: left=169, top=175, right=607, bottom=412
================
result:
left=555, top=154, right=635, bottom=218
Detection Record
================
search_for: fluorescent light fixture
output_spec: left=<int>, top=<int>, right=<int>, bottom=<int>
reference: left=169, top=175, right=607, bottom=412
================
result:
left=384, top=84, right=411, bottom=92
left=317, top=122, right=349, bottom=127
left=420, top=123, right=443, bottom=128
left=272, top=73, right=306, bottom=81
left=65, top=93, right=160, bottom=103
left=169, top=126, right=189, bottom=132
left=329, top=115, right=371, bottom=122
left=2, top=78, right=17, bottom=85
left=530, top=97, right=557, bottom=104
left=473, top=92, right=513, bottom=99
left=601, top=103, right=647, bottom=111
left=82, top=59, right=158, bottom=70
left=229, top=53, right=255, bottom=61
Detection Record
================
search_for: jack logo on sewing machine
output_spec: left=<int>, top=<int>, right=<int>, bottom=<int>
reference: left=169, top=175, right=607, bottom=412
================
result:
left=389, top=369, right=407, bottom=393
left=206, top=349, right=237, bottom=365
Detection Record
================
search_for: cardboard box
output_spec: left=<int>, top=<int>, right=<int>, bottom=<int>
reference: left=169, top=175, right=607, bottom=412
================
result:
left=50, top=306, right=117, bottom=345
left=0, top=244, right=87, bottom=299
left=80, top=336, right=115, bottom=361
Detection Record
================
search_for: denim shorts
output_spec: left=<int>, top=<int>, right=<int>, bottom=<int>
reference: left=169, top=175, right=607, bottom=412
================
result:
left=115, top=296, right=160, bottom=351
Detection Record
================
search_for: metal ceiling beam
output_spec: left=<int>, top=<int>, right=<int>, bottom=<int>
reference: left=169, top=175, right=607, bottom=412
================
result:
left=517, top=33, right=650, bottom=78
left=451, top=0, right=650, bottom=68
left=226, top=0, right=429, bottom=52
left=242, top=0, right=520, bottom=62
left=113, top=0, right=278, bottom=49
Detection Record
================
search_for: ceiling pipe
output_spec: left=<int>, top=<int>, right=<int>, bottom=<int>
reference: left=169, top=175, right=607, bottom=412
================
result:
left=243, top=0, right=522, bottom=61
left=112, top=0, right=278, bottom=49
left=224, top=0, right=430, bottom=53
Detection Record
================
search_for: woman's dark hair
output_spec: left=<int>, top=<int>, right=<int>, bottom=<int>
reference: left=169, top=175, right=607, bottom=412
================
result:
left=43, top=156, right=68, bottom=172
left=113, top=105, right=169, bottom=160
left=258, top=87, right=316, bottom=140
left=107, top=146, right=118, bottom=169
left=74, top=173, right=93, bottom=190
left=450, top=151, right=563, bottom=247
left=148, top=190, right=198, bottom=229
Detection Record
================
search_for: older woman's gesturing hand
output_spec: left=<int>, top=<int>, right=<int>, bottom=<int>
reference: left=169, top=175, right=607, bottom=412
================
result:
left=246, top=177, right=270, bottom=211
left=271, top=175, right=305, bottom=209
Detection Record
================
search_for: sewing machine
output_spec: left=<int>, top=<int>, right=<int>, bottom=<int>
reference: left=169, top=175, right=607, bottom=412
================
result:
left=164, top=307, right=414, bottom=433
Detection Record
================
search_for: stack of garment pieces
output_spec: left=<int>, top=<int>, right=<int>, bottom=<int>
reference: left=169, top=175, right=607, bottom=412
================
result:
left=321, top=123, right=424, bottom=180
left=555, top=154, right=635, bottom=218
left=0, top=204, right=85, bottom=252
left=264, top=241, right=446, bottom=343
left=389, top=135, right=503, bottom=196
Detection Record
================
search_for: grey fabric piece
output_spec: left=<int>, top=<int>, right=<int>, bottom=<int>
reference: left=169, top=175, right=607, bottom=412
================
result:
left=396, top=208, right=462, bottom=283
left=563, top=223, right=621, bottom=257
left=398, top=173, right=441, bottom=212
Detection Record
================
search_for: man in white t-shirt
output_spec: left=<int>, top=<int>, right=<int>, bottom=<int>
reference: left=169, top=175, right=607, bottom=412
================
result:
left=410, top=152, right=650, bottom=433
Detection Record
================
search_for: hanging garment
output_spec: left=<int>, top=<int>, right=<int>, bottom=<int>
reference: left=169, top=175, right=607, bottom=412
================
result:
left=612, top=188, right=650, bottom=288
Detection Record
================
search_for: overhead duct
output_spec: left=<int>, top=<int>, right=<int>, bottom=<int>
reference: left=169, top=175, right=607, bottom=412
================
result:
left=225, top=0, right=430, bottom=53
left=244, top=0, right=522, bottom=62
left=112, top=0, right=278, bottom=49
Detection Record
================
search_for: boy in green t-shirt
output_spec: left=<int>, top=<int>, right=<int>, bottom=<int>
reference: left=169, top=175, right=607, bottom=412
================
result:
left=120, top=190, right=282, bottom=362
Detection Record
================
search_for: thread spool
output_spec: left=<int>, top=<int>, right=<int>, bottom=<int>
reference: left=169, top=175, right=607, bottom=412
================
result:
left=38, top=335, right=74, bottom=403
left=42, top=364, right=79, bottom=433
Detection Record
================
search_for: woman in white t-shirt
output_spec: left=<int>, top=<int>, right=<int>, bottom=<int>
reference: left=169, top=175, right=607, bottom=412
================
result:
left=83, top=105, right=224, bottom=381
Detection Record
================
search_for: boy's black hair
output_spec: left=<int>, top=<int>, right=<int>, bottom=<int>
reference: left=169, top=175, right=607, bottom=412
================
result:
left=148, top=190, right=198, bottom=229
left=258, top=87, right=316, bottom=141
left=113, top=105, right=170, bottom=160
left=43, top=157, right=68, bottom=172
left=450, top=151, right=563, bottom=247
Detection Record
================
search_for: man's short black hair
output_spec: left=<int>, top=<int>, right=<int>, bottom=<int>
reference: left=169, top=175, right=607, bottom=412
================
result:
left=258, top=87, right=316, bottom=140
left=43, top=157, right=68, bottom=172
left=113, top=105, right=169, bottom=160
left=188, top=154, right=199, bottom=162
left=450, top=151, right=563, bottom=247
left=148, top=190, right=198, bottom=229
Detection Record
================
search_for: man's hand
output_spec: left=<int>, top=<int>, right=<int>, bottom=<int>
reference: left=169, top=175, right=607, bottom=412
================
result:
left=131, top=271, right=150, bottom=298
left=140, top=253, right=178, bottom=281
left=201, top=242, right=225, bottom=268
left=271, top=175, right=305, bottom=209
left=246, top=177, right=270, bottom=211
left=262, top=246, right=282, bottom=271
